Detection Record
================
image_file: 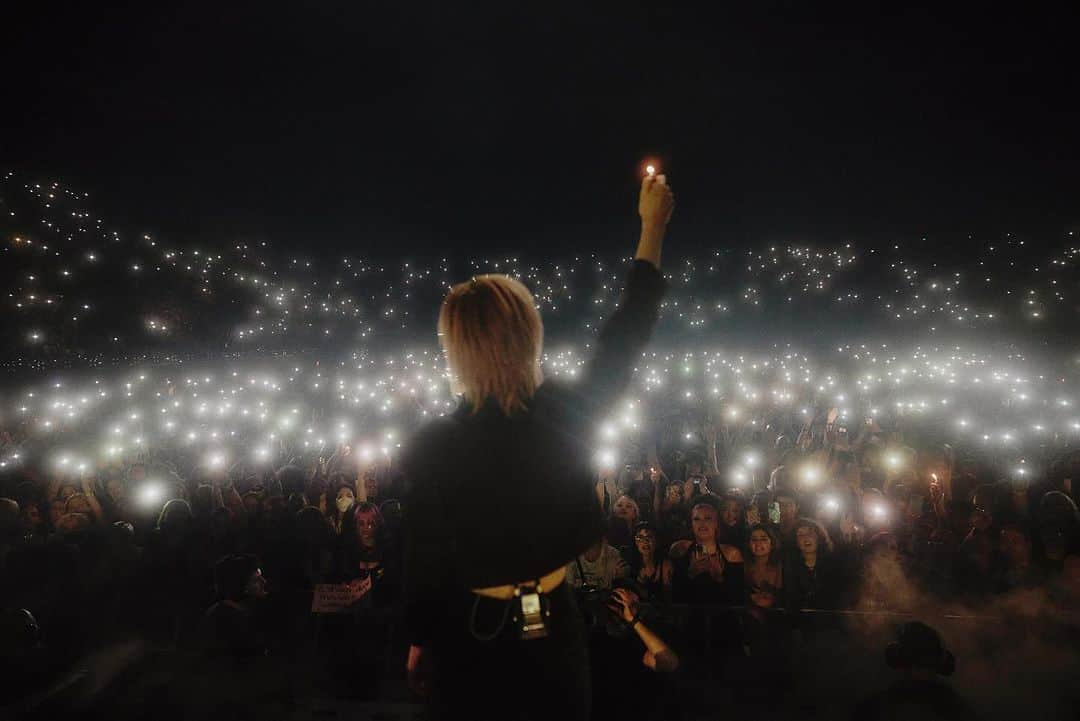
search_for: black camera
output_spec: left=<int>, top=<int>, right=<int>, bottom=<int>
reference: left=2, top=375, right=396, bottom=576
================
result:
left=576, top=584, right=615, bottom=629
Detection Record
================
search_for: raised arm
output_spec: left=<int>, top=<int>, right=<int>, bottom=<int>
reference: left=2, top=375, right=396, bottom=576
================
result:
left=577, top=174, right=674, bottom=418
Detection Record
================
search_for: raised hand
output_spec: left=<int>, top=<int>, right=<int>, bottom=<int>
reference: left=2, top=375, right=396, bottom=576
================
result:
left=636, top=172, right=675, bottom=269
left=605, top=588, right=641, bottom=624
left=639, top=174, right=675, bottom=228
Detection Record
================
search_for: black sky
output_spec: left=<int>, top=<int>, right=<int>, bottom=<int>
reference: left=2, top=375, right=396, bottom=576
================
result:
left=2, top=3, right=1077, bottom=257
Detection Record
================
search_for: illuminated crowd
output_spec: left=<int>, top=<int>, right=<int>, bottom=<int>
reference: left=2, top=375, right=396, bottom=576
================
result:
left=3, top=171, right=1078, bottom=367
left=3, top=172, right=1080, bottom=717
left=3, top=344, right=1080, bottom=714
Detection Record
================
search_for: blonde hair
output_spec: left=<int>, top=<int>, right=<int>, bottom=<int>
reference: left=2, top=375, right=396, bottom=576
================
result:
left=438, top=274, right=543, bottom=416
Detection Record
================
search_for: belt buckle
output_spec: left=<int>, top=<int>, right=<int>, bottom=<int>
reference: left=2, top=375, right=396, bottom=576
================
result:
left=516, top=587, right=549, bottom=640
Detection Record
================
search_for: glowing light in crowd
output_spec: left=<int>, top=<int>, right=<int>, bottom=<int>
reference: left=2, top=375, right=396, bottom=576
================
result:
left=138, top=482, right=164, bottom=508
left=2, top=170, right=1080, bottom=501
left=597, top=449, right=616, bottom=469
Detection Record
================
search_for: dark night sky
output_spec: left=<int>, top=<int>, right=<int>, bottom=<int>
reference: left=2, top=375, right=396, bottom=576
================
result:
left=2, top=3, right=1077, bottom=257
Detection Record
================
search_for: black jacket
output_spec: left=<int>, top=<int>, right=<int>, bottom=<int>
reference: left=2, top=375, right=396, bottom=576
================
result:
left=401, top=259, right=666, bottom=645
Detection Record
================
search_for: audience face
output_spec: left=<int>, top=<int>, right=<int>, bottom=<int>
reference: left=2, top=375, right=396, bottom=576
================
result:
left=105, top=478, right=126, bottom=505
left=749, top=528, right=773, bottom=560
left=613, top=495, right=638, bottom=523
left=634, top=527, right=658, bottom=560
left=336, top=487, right=355, bottom=513
left=795, top=525, right=819, bottom=557
left=21, top=503, right=43, bottom=533
left=778, top=496, right=799, bottom=527
left=691, top=505, right=718, bottom=546
left=664, top=484, right=684, bottom=508
left=355, top=508, right=380, bottom=547
left=720, top=498, right=740, bottom=528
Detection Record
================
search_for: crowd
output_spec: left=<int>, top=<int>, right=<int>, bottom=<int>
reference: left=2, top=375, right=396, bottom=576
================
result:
left=3, top=388, right=1080, bottom=719
left=4, top=171, right=1078, bottom=369
left=3, top=166, right=1080, bottom=720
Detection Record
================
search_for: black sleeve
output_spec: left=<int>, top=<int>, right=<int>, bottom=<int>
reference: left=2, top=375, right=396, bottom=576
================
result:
left=578, top=259, right=666, bottom=420
left=400, top=424, right=457, bottom=647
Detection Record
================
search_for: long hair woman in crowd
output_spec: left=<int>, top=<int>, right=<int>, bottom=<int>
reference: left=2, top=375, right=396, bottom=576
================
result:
left=627, top=520, right=673, bottom=603
left=327, top=477, right=356, bottom=536
left=741, top=522, right=792, bottom=701
left=783, top=517, right=850, bottom=615
left=401, top=172, right=673, bottom=720
left=337, top=501, right=399, bottom=607
left=745, top=523, right=783, bottom=612
left=717, top=492, right=747, bottom=547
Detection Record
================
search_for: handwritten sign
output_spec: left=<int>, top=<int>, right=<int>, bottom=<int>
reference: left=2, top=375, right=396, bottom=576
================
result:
left=311, top=577, right=372, bottom=613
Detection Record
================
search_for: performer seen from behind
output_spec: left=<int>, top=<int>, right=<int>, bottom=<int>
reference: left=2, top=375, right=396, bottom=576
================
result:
left=402, top=169, right=675, bottom=720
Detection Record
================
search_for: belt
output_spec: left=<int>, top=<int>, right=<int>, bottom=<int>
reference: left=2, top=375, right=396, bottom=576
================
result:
left=470, top=565, right=567, bottom=600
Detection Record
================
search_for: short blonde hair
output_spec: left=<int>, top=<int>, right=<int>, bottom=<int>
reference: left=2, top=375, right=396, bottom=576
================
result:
left=438, top=274, right=543, bottom=416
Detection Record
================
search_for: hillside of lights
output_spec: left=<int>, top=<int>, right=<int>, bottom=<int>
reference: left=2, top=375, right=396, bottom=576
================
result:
left=2, top=170, right=1080, bottom=484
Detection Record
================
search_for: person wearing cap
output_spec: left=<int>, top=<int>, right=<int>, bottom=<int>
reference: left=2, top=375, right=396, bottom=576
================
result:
left=202, top=554, right=269, bottom=660
left=851, top=621, right=976, bottom=721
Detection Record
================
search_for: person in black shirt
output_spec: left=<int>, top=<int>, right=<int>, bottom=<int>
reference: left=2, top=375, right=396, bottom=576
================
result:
left=851, top=621, right=976, bottom=721
left=202, top=554, right=269, bottom=660
left=401, top=172, right=674, bottom=720
left=784, top=518, right=838, bottom=610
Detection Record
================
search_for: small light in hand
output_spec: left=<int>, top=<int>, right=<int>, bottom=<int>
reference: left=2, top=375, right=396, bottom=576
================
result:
left=645, top=165, right=656, bottom=176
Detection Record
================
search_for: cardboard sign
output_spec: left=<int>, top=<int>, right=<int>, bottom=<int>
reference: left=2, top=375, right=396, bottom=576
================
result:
left=311, top=577, right=373, bottom=613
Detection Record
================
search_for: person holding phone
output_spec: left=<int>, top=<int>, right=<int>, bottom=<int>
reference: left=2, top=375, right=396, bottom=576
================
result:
left=402, top=171, right=674, bottom=720
left=668, top=501, right=744, bottom=605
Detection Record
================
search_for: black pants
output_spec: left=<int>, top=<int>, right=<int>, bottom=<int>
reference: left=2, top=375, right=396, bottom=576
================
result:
left=425, top=581, right=591, bottom=721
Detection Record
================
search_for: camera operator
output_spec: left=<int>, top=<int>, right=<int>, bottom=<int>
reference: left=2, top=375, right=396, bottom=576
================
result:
left=590, top=579, right=681, bottom=721
left=402, top=172, right=674, bottom=720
